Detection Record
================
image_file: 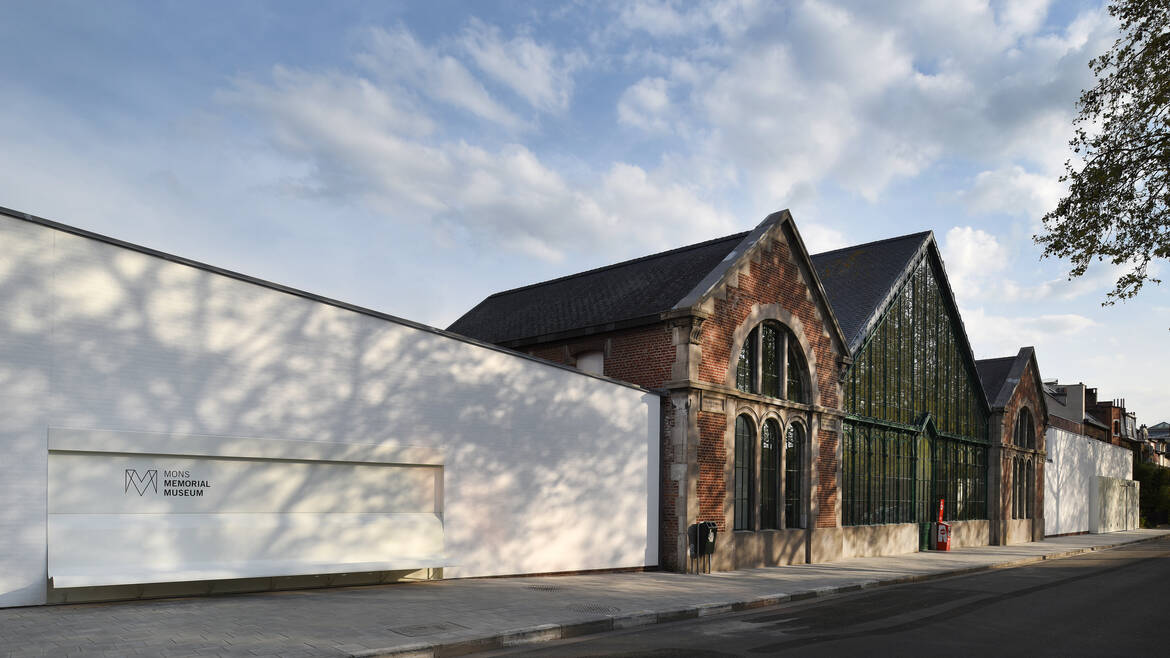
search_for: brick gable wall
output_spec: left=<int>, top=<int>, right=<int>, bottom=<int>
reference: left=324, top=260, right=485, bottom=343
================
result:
left=695, top=237, right=838, bottom=410
left=998, top=359, right=1046, bottom=535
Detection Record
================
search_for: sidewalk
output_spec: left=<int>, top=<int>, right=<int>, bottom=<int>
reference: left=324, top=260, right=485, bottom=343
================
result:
left=2, top=530, right=1166, bottom=658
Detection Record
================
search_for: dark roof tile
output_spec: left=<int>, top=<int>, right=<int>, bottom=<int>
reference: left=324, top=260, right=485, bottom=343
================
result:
left=448, top=231, right=748, bottom=343
left=810, top=232, right=930, bottom=349
left=975, top=356, right=1016, bottom=404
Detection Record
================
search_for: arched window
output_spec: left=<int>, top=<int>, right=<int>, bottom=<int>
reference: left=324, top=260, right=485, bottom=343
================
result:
left=1025, top=460, right=1035, bottom=519
left=760, top=419, right=781, bottom=529
left=1012, top=458, right=1020, bottom=519
left=734, top=415, right=755, bottom=531
left=735, top=321, right=809, bottom=403
left=785, top=423, right=805, bottom=528
left=1014, top=408, right=1035, bottom=449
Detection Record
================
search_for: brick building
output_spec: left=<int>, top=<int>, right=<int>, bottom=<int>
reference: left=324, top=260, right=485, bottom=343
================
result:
left=451, top=211, right=1001, bottom=569
left=451, top=211, right=848, bottom=570
left=975, top=348, right=1048, bottom=544
left=1086, top=391, right=1143, bottom=456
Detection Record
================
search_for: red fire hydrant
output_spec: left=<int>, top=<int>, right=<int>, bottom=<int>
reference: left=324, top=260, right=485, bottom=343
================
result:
left=935, top=498, right=952, bottom=551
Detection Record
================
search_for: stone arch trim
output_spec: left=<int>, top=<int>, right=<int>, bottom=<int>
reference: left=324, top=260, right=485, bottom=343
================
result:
left=724, top=304, right=821, bottom=407
left=733, top=405, right=762, bottom=426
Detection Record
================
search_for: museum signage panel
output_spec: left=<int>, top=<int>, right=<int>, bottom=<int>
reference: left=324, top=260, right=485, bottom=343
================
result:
left=47, top=429, right=446, bottom=589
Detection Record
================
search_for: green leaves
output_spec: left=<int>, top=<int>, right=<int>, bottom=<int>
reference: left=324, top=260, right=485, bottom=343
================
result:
left=1037, top=0, right=1170, bottom=304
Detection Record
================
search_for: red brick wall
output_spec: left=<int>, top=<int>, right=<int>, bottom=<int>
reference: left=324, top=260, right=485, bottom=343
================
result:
left=694, top=238, right=838, bottom=410
left=1048, top=414, right=1082, bottom=434
left=815, top=428, right=838, bottom=528
left=526, top=324, right=676, bottom=390
left=697, top=411, right=728, bottom=530
left=605, top=325, right=676, bottom=389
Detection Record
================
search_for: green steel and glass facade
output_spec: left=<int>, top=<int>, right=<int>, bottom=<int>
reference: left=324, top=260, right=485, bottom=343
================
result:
left=840, top=253, right=990, bottom=536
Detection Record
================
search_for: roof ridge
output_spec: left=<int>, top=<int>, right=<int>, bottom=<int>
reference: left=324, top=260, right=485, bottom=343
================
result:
left=810, top=230, right=932, bottom=259
left=975, top=355, right=1017, bottom=364
left=484, top=230, right=751, bottom=299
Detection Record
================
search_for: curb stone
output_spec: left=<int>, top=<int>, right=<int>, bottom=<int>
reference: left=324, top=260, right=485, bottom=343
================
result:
left=352, top=533, right=1166, bottom=658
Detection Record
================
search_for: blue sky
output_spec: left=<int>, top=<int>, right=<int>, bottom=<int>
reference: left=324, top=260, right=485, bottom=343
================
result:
left=2, top=0, right=1166, bottom=422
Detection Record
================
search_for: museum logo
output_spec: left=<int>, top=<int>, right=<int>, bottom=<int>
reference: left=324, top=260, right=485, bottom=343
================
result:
left=124, top=469, right=158, bottom=495
left=123, top=468, right=211, bottom=496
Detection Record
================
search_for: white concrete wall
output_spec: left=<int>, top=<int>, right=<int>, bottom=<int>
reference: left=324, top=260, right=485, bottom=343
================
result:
left=1090, top=477, right=1139, bottom=533
left=0, top=214, right=660, bottom=607
left=1044, top=427, right=1133, bottom=536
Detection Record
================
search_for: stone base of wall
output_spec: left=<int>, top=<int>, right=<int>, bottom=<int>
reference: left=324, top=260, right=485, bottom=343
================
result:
left=1005, top=518, right=1034, bottom=544
left=948, top=520, right=989, bottom=549
left=711, top=528, right=807, bottom=570
left=809, top=524, right=919, bottom=562
left=843, top=524, right=918, bottom=558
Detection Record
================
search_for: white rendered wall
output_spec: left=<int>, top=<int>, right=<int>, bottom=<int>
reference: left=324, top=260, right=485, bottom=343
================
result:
left=1044, top=427, right=1133, bottom=536
left=0, top=215, right=660, bottom=607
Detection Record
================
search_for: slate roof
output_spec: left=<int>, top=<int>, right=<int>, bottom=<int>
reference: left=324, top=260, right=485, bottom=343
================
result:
left=448, top=231, right=749, bottom=344
left=975, top=356, right=1017, bottom=406
left=809, top=232, right=932, bottom=350
left=1084, top=414, right=1109, bottom=430
left=975, top=347, right=1042, bottom=412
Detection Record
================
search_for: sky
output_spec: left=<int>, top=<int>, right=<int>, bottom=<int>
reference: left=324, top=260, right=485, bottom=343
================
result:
left=2, top=0, right=1166, bottom=422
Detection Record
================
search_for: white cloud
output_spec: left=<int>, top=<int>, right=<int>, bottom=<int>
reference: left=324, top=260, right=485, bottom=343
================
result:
left=598, top=163, right=737, bottom=248
left=607, top=1, right=1116, bottom=205
left=617, top=77, right=673, bottom=132
left=356, top=26, right=524, bottom=129
left=941, top=226, right=1009, bottom=300
left=221, top=28, right=736, bottom=264
left=460, top=20, right=580, bottom=113
left=960, top=165, right=1064, bottom=221
left=964, top=306, right=1097, bottom=358
left=798, top=223, right=847, bottom=254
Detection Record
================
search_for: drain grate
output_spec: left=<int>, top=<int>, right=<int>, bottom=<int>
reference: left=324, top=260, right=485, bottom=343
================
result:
left=567, top=602, right=620, bottom=615
left=390, top=622, right=467, bottom=637
left=525, top=584, right=565, bottom=591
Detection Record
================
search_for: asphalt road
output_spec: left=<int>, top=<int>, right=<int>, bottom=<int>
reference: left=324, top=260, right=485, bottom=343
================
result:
left=494, top=536, right=1170, bottom=657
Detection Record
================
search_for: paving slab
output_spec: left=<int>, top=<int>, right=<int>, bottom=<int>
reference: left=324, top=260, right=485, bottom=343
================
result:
left=0, top=530, right=1165, bottom=658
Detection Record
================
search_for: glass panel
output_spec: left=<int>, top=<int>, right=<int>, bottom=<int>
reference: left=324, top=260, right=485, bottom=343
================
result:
left=760, top=420, right=779, bottom=529
left=762, top=324, right=780, bottom=398
left=736, top=328, right=757, bottom=393
left=734, top=415, right=754, bottom=530
left=838, top=252, right=992, bottom=525
left=787, top=333, right=806, bottom=403
left=785, top=423, right=804, bottom=528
